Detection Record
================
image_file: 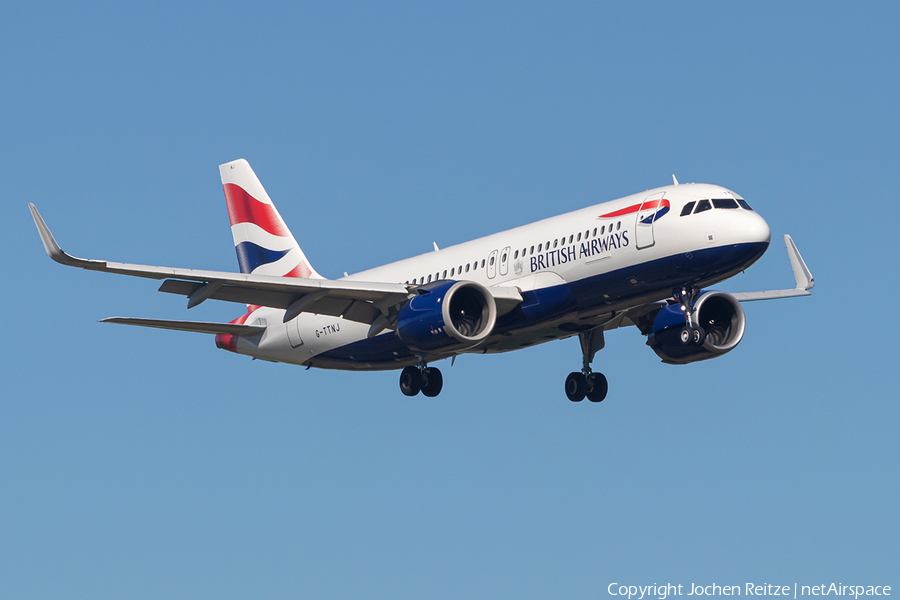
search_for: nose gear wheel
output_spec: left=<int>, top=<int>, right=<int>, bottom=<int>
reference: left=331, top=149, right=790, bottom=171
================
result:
left=674, top=284, right=707, bottom=347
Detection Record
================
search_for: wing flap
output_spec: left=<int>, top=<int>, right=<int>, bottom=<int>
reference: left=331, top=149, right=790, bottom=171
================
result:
left=342, top=300, right=382, bottom=324
left=158, top=279, right=298, bottom=310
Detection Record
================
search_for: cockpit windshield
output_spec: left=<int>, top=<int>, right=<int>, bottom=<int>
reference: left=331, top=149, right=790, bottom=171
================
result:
left=680, top=197, right=753, bottom=216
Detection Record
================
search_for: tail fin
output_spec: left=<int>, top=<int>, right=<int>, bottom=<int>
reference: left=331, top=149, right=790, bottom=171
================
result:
left=219, top=159, right=321, bottom=278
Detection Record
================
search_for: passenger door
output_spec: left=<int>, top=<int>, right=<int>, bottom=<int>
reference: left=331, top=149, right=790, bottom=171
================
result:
left=487, top=249, right=498, bottom=279
left=635, top=192, right=667, bottom=249
left=499, top=246, right=511, bottom=277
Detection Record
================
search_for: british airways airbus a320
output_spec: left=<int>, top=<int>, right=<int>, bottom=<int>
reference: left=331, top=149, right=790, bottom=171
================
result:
left=29, top=159, right=814, bottom=402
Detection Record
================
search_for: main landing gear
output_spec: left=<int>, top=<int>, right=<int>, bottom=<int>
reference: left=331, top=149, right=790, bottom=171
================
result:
left=565, top=327, right=608, bottom=403
left=674, top=284, right=706, bottom=347
left=399, top=358, right=443, bottom=397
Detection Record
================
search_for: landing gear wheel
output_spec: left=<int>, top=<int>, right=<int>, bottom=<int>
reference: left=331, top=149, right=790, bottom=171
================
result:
left=692, top=326, right=706, bottom=346
left=680, top=325, right=693, bottom=346
left=421, top=367, right=443, bottom=397
left=586, top=373, right=608, bottom=403
left=565, top=372, right=587, bottom=402
left=399, top=366, right=422, bottom=396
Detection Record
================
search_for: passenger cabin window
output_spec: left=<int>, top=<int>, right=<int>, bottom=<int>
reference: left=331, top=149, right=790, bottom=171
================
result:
left=737, top=199, right=753, bottom=210
left=577, top=232, right=582, bottom=242
left=568, top=235, right=573, bottom=244
left=514, top=250, right=519, bottom=259
left=489, top=256, right=495, bottom=266
left=553, top=239, right=558, bottom=249
left=593, top=228, right=597, bottom=237
left=538, top=243, right=542, bottom=252
left=694, top=199, right=712, bottom=213
left=448, top=268, right=453, bottom=277
left=427, top=274, right=432, bottom=283
left=465, top=263, right=470, bottom=273
left=681, top=201, right=696, bottom=216
left=481, top=259, right=485, bottom=268
left=712, top=198, right=739, bottom=209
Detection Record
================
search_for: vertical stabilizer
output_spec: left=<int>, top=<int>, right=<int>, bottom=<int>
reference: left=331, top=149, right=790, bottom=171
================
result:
left=219, top=159, right=321, bottom=278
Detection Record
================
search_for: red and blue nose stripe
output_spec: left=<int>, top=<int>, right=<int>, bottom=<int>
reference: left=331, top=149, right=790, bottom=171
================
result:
left=600, top=199, right=670, bottom=223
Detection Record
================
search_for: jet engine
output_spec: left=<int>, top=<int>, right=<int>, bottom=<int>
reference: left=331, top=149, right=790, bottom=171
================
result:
left=397, top=281, right=497, bottom=353
left=646, top=290, right=746, bottom=364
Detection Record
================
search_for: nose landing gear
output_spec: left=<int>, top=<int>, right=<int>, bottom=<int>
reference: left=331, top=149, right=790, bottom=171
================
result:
left=399, top=358, right=443, bottom=397
left=565, top=327, right=608, bottom=403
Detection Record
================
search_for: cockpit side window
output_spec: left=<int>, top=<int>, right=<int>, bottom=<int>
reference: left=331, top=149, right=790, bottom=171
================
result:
left=737, top=199, right=753, bottom=210
left=712, top=198, right=739, bottom=209
left=680, top=201, right=696, bottom=216
left=694, top=199, right=712, bottom=214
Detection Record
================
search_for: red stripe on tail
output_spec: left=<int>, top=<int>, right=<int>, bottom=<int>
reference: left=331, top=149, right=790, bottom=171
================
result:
left=223, top=183, right=289, bottom=237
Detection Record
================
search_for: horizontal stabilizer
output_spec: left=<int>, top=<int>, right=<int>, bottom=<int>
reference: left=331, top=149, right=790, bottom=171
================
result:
left=100, top=317, right=266, bottom=336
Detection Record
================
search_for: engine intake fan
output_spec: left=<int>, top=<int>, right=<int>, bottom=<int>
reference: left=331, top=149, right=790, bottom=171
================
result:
left=397, top=281, right=497, bottom=352
left=647, top=290, right=746, bottom=364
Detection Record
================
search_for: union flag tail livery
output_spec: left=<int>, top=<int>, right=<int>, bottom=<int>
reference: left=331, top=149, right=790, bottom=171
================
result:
left=30, top=159, right=815, bottom=402
left=219, top=159, right=321, bottom=279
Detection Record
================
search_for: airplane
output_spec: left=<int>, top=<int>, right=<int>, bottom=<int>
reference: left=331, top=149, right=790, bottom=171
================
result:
left=29, top=159, right=814, bottom=402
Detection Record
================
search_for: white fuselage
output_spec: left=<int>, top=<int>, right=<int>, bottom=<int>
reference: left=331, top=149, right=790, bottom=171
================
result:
left=231, top=183, right=771, bottom=370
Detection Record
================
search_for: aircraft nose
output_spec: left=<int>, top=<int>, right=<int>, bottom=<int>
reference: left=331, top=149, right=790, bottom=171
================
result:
left=746, top=211, right=771, bottom=245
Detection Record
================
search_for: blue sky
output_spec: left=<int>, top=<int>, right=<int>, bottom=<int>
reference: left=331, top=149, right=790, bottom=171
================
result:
left=2, top=2, right=897, bottom=598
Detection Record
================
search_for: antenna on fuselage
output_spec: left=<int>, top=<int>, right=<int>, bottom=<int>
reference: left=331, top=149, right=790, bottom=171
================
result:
left=433, top=242, right=440, bottom=251
left=672, top=174, right=679, bottom=185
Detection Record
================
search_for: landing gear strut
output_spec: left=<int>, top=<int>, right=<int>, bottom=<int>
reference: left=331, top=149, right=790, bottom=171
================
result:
left=399, top=358, right=443, bottom=397
left=565, top=327, right=608, bottom=403
left=674, top=284, right=706, bottom=347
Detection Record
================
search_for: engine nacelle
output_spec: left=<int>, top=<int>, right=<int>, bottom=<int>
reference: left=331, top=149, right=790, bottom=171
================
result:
left=397, top=281, right=497, bottom=353
left=646, top=290, right=746, bottom=364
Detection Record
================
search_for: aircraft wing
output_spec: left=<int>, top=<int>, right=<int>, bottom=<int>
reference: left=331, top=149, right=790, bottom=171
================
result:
left=30, top=204, right=414, bottom=325
left=730, top=234, right=815, bottom=302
